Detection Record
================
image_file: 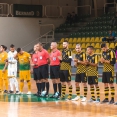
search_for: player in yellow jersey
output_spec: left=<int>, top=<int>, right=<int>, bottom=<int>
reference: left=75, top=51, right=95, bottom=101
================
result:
left=0, top=45, right=8, bottom=93
left=15, top=48, right=32, bottom=94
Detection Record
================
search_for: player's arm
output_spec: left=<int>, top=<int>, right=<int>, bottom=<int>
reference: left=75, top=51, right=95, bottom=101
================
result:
left=88, top=55, right=98, bottom=67
left=62, top=50, right=72, bottom=63
left=79, top=53, right=87, bottom=65
left=45, top=51, right=50, bottom=64
left=57, top=51, right=62, bottom=60
left=100, top=53, right=105, bottom=63
left=14, top=53, right=18, bottom=60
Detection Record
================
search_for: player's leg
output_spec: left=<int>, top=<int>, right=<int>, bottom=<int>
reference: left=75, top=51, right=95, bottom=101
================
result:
left=108, top=72, right=115, bottom=104
left=3, top=70, right=9, bottom=93
left=0, top=70, right=3, bottom=92
left=59, top=70, right=66, bottom=99
left=56, top=78, right=61, bottom=97
left=81, top=73, right=87, bottom=102
left=72, top=74, right=80, bottom=101
left=8, top=69, right=14, bottom=93
left=66, top=70, right=72, bottom=100
left=101, top=72, right=110, bottom=103
left=88, top=76, right=96, bottom=102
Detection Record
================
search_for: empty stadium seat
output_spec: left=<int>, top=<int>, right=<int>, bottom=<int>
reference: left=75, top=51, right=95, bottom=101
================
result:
left=86, top=37, right=90, bottom=42
left=81, top=43, right=86, bottom=48
left=68, top=38, right=73, bottom=43
left=73, top=38, right=77, bottom=43
left=109, top=43, right=115, bottom=49
left=95, top=49, right=101, bottom=53
left=86, top=43, right=90, bottom=48
left=94, top=43, right=100, bottom=48
left=81, top=37, right=85, bottom=42
left=77, top=38, right=82, bottom=43
left=60, top=38, right=64, bottom=43
left=91, top=43, right=95, bottom=47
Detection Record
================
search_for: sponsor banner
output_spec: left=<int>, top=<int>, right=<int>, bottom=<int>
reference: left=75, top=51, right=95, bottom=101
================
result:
left=13, top=4, right=42, bottom=17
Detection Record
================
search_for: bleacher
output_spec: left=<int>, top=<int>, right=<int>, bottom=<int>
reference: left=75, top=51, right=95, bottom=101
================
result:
left=48, top=12, right=117, bottom=54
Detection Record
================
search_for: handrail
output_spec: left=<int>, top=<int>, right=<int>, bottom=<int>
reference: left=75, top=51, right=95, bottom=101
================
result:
left=10, top=4, right=13, bottom=17
left=104, top=2, right=116, bottom=13
left=0, top=3, right=9, bottom=17
left=22, top=30, right=54, bottom=49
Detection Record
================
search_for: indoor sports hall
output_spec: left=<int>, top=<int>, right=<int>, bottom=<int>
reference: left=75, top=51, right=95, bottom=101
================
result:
left=0, top=0, right=117, bottom=117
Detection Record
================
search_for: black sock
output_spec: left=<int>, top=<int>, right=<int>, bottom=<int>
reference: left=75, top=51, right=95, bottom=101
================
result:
left=42, top=82, right=45, bottom=91
left=38, top=83, right=42, bottom=94
left=53, top=83, right=57, bottom=94
left=36, top=83, right=38, bottom=93
left=58, top=83, right=61, bottom=96
left=46, top=82, right=49, bottom=95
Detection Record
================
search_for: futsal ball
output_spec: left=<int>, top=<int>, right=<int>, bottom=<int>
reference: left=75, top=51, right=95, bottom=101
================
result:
left=54, top=92, right=59, bottom=98
left=41, top=91, right=47, bottom=97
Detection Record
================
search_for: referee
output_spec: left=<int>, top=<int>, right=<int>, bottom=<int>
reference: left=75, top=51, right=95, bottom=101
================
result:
left=59, top=40, right=72, bottom=100
left=31, top=44, right=41, bottom=97
left=50, top=42, right=61, bottom=98
left=36, top=42, right=50, bottom=97
left=100, top=43, right=116, bottom=104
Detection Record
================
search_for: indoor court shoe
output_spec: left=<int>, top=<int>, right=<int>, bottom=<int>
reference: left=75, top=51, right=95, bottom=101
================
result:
left=8, top=90, right=14, bottom=94
left=88, top=98, right=95, bottom=102
left=58, top=95, right=65, bottom=100
left=27, top=91, right=31, bottom=95
left=81, top=97, right=87, bottom=102
left=114, top=102, right=117, bottom=105
left=66, top=95, right=72, bottom=101
left=94, top=98, right=100, bottom=103
left=72, top=96, right=80, bottom=101
left=4, top=90, right=8, bottom=93
left=15, top=91, right=19, bottom=94
left=108, top=98, right=114, bottom=104
left=101, top=98, right=109, bottom=104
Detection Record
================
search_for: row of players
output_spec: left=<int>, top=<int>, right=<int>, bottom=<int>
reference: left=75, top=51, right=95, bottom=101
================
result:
left=0, top=42, right=116, bottom=105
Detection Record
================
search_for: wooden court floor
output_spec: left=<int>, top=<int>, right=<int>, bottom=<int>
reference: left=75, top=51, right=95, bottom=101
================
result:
left=0, top=79, right=117, bottom=117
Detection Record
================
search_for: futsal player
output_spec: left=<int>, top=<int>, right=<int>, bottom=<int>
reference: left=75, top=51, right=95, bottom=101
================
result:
left=31, top=44, right=41, bottom=97
left=0, top=45, right=8, bottom=93
left=59, top=40, right=73, bottom=100
left=15, top=48, right=32, bottom=94
left=100, top=43, right=116, bottom=104
left=72, top=44, right=87, bottom=102
left=85, top=46, right=100, bottom=102
left=8, top=44, right=19, bottom=94
left=50, top=42, right=61, bottom=98
left=36, top=42, right=50, bottom=97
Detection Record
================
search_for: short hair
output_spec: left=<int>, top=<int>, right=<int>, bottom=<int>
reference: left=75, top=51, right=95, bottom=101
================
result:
left=87, top=46, right=94, bottom=50
left=1, top=45, right=7, bottom=51
left=63, top=40, right=68, bottom=43
left=17, top=48, right=22, bottom=53
left=10, top=44, right=15, bottom=48
left=76, top=44, right=81, bottom=47
left=37, top=42, right=43, bottom=46
left=101, top=43, right=107, bottom=48
left=51, top=42, right=57, bottom=46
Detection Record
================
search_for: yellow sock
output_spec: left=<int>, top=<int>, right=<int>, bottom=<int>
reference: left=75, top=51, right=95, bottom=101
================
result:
left=0, top=79, right=3, bottom=91
left=27, top=81, right=31, bottom=91
left=20, top=81, right=24, bottom=92
left=4, top=79, right=8, bottom=91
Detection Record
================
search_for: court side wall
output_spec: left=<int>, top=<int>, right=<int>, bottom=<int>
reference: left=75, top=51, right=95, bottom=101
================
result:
left=0, top=17, right=64, bottom=51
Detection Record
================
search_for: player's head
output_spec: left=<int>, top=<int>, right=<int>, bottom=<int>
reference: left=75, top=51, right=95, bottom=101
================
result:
left=37, top=42, right=43, bottom=51
left=0, top=45, right=7, bottom=52
left=17, top=48, right=23, bottom=55
left=101, top=43, right=108, bottom=52
left=63, top=40, right=69, bottom=49
left=75, top=44, right=81, bottom=53
left=87, top=46, right=94, bottom=55
left=10, top=44, right=15, bottom=52
left=50, top=42, right=57, bottom=50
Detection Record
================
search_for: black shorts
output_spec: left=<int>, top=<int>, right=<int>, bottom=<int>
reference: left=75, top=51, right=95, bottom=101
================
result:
left=38, top=64, right=49, bottom=79
left=50, top=65, right=60, bottom=79
left=60, top=70, right=71, bottom=82
left=88, top=76, right=98, bottom=85
left=102, top=72, right=114, bottom=83
left=75, top=73, right=87, bottom=83
left=33, top=67, right=39, bottom=80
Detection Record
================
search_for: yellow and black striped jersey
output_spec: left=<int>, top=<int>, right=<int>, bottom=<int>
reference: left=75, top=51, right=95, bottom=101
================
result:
left=86, top=54, right=98, bottom=76
left=102, top=49, right=116, bottom=72
left=60, top=49, right=72, bottom=70
left=75, top=52, right=86, bottom=74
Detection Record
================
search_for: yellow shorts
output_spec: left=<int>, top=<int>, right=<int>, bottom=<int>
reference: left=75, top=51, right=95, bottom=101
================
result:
left=0, top=70, right=8, bottom=80
left=19, top=70, right=31, bottom=81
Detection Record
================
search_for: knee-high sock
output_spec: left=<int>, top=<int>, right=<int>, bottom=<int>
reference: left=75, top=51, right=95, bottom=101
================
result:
left=0, top=79, right=3, bottom=91
left=9, top=78, right=14, bottom=91
left=4, top=79, right=8, bottom=91
left=53, top=83, right=57, bottom=94
left=27, top=81, right=31, bottom=91
left=61, top=85, right=66, bottom=97
left=76, top=87, right=80, bottom=96
left=46, top=82, right=49, bottom=94
left=58, top=83, right=61, bottom=95
left=90, top=86, right=95, bottom=100
left=69, top=85, right=72, bottom=97
left=104, top=87, right=109, bottom=99
left=13, top=78, right=19, bottom=91
left=110, top=87, right=115, bottom=99
left=20, top=81, right=24, bottom=92
left=84, top=87, right=88, bottom=97
left=96, top=86, right=100, bottom=99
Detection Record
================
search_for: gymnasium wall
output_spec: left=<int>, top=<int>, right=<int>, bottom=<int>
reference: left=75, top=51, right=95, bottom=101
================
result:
left=0, top=17, right=64, bottom=51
